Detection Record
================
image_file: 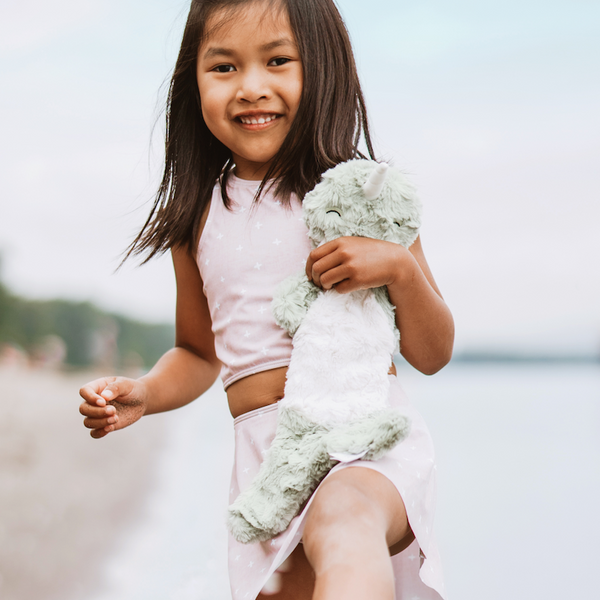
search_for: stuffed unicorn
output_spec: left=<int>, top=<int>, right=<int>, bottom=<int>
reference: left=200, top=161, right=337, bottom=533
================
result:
left=228, top=159, right=422, bottom=543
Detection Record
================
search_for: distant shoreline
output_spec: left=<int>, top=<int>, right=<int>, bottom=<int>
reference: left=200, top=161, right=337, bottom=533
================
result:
left=450, top=352, right=600, bottom=364
left=394, top=352, right=600, bottom=366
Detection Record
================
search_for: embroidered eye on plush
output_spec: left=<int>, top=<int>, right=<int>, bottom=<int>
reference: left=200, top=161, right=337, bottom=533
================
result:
left=326, top=210, right=341, bottom=217
left=393, top=221, right=404, bottom=227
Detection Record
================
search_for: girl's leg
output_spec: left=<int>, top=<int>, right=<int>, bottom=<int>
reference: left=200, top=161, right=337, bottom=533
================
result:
left=303, top=467, right=413, bottom=600
left=257, top=545, right=315, bottom=600
left=256, top=466, right=412, bottom=600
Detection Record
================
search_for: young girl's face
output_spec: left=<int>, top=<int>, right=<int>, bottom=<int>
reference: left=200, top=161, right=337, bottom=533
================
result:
left=197, top=1, right=303, bottom=180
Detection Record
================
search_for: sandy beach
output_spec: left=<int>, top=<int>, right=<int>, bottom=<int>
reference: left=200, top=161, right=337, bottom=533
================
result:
left=0, top=366, right=169, bottom=600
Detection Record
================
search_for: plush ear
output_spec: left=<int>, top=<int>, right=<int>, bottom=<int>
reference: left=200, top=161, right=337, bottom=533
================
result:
left=362, top=162, right=389, bottom=200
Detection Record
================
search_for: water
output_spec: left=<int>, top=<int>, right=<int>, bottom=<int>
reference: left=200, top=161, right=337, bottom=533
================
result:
left=89, top=363, right=600, bottom=600
left=399, top=362, right=600, bottom=600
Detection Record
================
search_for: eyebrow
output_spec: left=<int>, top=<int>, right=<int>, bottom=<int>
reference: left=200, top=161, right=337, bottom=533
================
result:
left=202, top=38, right=295, bottom=60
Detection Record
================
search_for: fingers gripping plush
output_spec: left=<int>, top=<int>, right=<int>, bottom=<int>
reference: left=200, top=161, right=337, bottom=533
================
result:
left=227, top=159, right=421, bottom=543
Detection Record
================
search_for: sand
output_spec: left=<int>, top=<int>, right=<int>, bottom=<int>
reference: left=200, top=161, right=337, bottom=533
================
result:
left=0, top=366, right=168, bottom=600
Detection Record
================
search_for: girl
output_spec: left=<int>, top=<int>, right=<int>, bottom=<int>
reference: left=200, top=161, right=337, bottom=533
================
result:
left=79, top=0, right=454, bottom=599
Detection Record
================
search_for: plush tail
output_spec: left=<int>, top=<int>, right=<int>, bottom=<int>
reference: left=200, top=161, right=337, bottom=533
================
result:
left=228, top=407, right=333, bottom=544
left=325, top=408, right=411, bottom=462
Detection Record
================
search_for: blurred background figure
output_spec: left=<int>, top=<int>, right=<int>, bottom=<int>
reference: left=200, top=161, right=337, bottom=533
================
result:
left=0, top=343, right=29, bottom=370
left=31, top=334, right=67, bottom=370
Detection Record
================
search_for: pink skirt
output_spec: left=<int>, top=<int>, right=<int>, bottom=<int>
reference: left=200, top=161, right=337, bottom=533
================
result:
left=228, top=375, right=447, bottom=600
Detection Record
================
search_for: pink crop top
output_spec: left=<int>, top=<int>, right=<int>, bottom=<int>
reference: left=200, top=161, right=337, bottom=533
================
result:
left=197, top=175, right=313, bottom=389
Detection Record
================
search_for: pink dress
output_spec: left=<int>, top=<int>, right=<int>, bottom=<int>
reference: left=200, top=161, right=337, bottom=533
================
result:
left=197, top=174, right=447, bottom=600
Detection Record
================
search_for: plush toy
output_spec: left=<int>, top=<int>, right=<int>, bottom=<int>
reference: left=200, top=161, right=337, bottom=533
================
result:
left=228, top=159, right=422, bottom=543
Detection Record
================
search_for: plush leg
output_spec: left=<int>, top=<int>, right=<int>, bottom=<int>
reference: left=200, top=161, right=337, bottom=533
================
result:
left=228, top=406, right=333, bottom=544
left=326, top=408, right=411, bottom=462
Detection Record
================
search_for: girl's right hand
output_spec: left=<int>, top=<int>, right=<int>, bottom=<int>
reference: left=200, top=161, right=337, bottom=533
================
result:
left=79, top=376, right=148, bottom=439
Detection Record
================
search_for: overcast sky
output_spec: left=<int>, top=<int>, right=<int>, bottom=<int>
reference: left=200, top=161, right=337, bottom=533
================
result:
left=1, top=0, right=599, bottom=355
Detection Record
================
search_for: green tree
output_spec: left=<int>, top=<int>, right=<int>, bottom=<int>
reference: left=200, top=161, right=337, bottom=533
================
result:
left=0, top=275, right=174, bottom=369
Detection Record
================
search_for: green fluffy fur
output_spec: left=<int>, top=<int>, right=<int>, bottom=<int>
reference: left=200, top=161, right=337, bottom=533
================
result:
left=228, top=406, right=410, bottom=543
left=271, top=271, right=320, bottom=337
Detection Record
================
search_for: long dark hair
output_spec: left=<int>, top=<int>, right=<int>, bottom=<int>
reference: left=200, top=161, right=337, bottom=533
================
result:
left=127, top=0, right=375, bottom=263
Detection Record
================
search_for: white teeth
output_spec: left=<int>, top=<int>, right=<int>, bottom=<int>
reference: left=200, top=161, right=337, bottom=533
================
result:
left=239, top=115, right=277, bottom=124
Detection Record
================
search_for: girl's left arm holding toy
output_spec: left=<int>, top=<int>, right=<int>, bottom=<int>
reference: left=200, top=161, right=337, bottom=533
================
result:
left=307, top=234, right=454, bottom=375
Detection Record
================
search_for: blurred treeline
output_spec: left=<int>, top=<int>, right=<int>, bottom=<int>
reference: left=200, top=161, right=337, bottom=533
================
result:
left=0, top=278, right=174, bottom=370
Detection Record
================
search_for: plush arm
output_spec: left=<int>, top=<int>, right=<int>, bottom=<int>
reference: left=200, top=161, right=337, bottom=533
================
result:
left=272, top=271, right=320, bottom=337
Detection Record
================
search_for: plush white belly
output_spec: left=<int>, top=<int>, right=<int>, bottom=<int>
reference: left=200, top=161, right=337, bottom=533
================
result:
left=281, top=289, right=397, bottom=426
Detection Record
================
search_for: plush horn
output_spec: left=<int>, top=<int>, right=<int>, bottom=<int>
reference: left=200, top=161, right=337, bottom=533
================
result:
left=362, top=162, right=389, bottom=200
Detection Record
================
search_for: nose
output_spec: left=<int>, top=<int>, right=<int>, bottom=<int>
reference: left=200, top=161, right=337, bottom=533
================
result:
left=236, top=66, right=270, bottom=103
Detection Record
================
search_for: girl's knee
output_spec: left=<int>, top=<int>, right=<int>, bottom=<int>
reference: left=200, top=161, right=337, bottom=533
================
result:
left=304, top=475, right=386, bottom=545
left=302, top=478, right=396, bottom=579
left=303, top=468, right=411, bottom=558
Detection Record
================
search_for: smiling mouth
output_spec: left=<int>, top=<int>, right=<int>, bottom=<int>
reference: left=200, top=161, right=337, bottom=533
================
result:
left=237, top=114, right=281, bottom=125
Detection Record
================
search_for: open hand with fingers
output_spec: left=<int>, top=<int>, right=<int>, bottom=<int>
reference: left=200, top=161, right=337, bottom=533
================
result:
left=79, top=376, right=148, bottom=439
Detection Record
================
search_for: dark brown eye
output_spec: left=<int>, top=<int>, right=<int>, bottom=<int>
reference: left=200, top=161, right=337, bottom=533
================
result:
left=327, top=210, right=341, bottom=216
left=394, top=221, right=403, bottom=227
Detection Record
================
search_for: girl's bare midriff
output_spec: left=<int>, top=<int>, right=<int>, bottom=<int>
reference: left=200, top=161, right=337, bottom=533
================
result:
left=227, top=367, right=288, bottom=419
left=226, top=364, right=398, bottom=419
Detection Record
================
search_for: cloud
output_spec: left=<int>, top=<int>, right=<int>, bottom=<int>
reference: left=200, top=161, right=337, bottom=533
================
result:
left=342, top=0, right=600, bottom=68
left=0, top=0, right=104, bottom=54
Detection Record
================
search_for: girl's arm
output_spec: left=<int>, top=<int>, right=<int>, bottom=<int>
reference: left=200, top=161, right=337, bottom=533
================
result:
left=79, top=247, right=221, bottom=438
left=305, top=235, right=454, bottom=375
left=140, top=245, right=221, bottom=411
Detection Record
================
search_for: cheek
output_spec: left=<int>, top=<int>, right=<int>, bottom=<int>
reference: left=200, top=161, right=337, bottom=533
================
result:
left=199, top=92, right=226, bottom=136
left=197, top=77, right=227, bottom=125
left=198, top=96, right=231, bottom=149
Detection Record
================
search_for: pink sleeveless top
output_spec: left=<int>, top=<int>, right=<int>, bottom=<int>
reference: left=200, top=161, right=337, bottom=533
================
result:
left=197, top=175, right=312, bottom=389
